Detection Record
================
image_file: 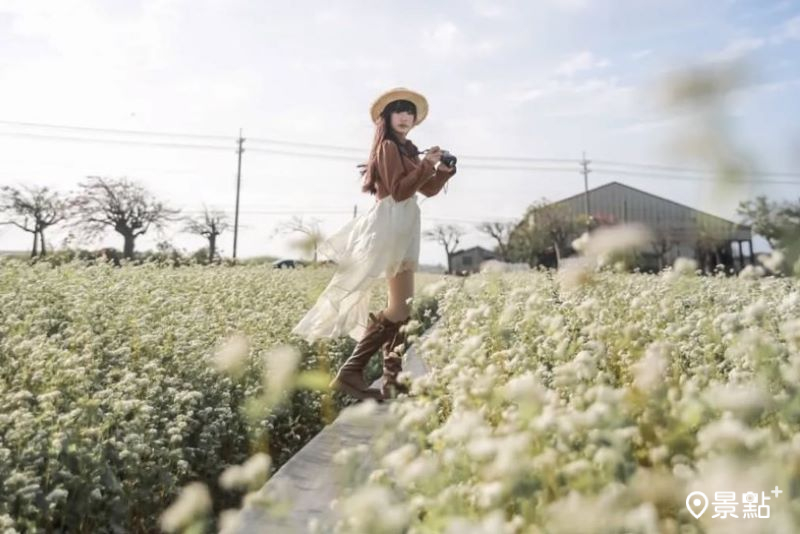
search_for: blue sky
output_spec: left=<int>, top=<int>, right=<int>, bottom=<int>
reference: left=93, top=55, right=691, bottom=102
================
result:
left=0, top=0, right=798, bottom=265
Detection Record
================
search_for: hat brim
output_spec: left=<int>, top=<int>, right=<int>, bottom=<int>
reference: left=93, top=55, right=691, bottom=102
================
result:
left=370, top=88, right=429, bottom=126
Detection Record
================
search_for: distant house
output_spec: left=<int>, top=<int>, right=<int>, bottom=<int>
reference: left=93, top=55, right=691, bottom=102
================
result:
left=450, top=246, right=497, bottom=275
left=529, top=181, right=753, bottom=273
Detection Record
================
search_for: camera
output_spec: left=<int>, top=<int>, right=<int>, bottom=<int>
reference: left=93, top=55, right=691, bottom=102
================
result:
left=440, top=150, right=457, bottom=168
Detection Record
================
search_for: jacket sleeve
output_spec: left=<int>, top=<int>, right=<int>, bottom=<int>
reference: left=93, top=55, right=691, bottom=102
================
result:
left=376, top=140, right=436, bottom=202
left=419, top=165, right=456, bottom=197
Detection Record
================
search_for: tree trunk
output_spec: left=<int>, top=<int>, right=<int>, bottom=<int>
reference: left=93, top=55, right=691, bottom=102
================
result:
left=31, top=229, right=39, bottom=258
left=40, top=230, right=46, bottom=257
left=553, top=241, right=561, bottom=269
left=446, top=252, right=452, bottom=274
left=209, top=235, right=217, bottom=265
left=123, top=233, right=135, bottom=259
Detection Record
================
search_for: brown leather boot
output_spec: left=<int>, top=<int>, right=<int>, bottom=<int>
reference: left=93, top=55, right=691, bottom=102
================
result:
left=329, top=310, right=395, bottom=401
left=381, top=316, right=412, bottom=399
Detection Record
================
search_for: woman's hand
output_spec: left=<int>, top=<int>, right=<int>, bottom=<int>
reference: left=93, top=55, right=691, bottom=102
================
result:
left=423, top=146, right=442, bottom=165
left=437, top=163, right=456, bottom=174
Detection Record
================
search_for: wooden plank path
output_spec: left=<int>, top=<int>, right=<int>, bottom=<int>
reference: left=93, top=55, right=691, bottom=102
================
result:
left=232, top=324, right=434, bottom=533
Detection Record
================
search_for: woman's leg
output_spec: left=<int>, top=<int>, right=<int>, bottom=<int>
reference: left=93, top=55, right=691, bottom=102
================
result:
left=329, top=268, right=414, bottom=401
left=381, top=267, right=415, bottom=397
left=384, top=267, right=414, bottom=322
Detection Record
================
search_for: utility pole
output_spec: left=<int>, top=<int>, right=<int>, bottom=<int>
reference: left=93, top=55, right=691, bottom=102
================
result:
left=233, top=128, right=245, bottom=261
left=581, top=151, right=591, bottom=229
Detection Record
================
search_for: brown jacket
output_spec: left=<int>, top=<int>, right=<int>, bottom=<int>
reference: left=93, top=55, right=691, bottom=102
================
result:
left=374, top=139, right=456, bottom=202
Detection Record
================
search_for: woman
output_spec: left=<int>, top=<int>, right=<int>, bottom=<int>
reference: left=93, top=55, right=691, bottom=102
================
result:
left=291, top=87, right=456, bottom=401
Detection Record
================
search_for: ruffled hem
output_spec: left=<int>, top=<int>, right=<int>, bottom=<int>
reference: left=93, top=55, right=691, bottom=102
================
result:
left=290, top=195, right=420, bottom=343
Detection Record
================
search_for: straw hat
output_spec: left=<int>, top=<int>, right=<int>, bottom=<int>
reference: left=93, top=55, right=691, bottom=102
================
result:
left=370, top=87, right=429, bottom=125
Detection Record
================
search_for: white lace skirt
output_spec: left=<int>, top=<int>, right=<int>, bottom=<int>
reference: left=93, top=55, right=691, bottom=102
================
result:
left=290, top=194, right=421, bottom=343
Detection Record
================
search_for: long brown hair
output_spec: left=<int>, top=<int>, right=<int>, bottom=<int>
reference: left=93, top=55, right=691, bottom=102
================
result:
left=360, top=100, right=418, bottom=195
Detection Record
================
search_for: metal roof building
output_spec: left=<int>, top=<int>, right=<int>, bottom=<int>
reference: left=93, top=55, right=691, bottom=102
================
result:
left=536, top=181, right=754, bottom=272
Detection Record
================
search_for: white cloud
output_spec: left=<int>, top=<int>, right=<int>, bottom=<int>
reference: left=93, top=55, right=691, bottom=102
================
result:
left=707, top=37, right=765, bottom=62
left=506, top=76, right=636, bottom=121
left=544, top=0, right=589, bottom=11
left=419, top=21, right=502, bottom=60
left=471, top=0, right=508, bottom=19
left=556, top=50, right=611, bottom=76
left=555, top=51, right=610, bottom=77
left=631, top=49, right=653, bottom=60
left=771, top=15, right=800, bottom=43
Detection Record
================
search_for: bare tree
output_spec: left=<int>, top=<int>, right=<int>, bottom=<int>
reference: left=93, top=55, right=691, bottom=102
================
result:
left=423, top=224, right=464, bottom=274
left=272, top=215, right=325, bottom=263
left=182, top=205, right=230, bottom=264
left=0, top=185, right=70, bottom=258
left=475, top=221, right=515, bottom=261
left=69, top=176, right=181, bottom=260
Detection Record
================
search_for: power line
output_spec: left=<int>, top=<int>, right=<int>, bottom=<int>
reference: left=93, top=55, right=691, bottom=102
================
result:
left=0, top=119, right=233, bottom=142
left=593, top=158, right=800, bottom=179
left=247, top=136, right=364, bottom=153
left=593, top=168, right=800, bottom=185
left=0, top=131, right=233, bottom=151
left=181, top=209, right=352, bottom=215
left=247, top=147, right=363, bottom=162
left=2, top=121, right=798, bottom=184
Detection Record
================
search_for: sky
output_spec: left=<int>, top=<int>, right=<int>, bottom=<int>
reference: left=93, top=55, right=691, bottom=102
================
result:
left=0, top=0, right=798, bottom=266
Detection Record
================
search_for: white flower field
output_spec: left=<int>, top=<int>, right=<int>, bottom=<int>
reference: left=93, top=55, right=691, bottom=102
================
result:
left=1, top=254, right=799, bottom=533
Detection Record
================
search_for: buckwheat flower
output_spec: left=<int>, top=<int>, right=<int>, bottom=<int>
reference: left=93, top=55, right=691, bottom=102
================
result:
left=672, top=463, right=695, bottom=480
left=703, top=382, right=772, bottom=421
left=212, top=332, right=251, bottom=378
left=421, top=279, right=448, bottom=298
left=779, top=291, right=799, bottom=314
left=219, top=464, right=246, bottom=490
left=761, top=249, right=785, bottom=273
left=382, top=443, right=418, bottom=472
left=262, top=344, right=301, bottom=403
left=780, top=319, right=800, bottom=351
left=546, top=490, right=618, bottom=533
left=557, top=256, right=596, bottom=290
left=563, top=458, right=592, bottom=479
left=696, top=413, right=770, bottom=454
left=367, top=468, right=390, bottom=485
left=487, top=433, right=533, bottom=478
left=239, top=453, right=271, bottom=489
left=456, top=334, right=485, bottom=360
left=742, top=300, right=768, bottom=325
left=648, top=445, right=670, bottom=465
left=671, top=257, right=699, bottom=278
left=622, top=502, right=659, bottom=534
left=218, top=509, right=243, bottom=534
left=398, top=455, right=438, bottom=487
left=631, top=342, right=671, bottom=392
left=397, top=402, right=435, bottom=432
left=594, top=447, right=624, bottom=469
left=582, top=223, right=653, bottom=258
left=333, top=444, right=368, bottom=466
left=434, top=410, right=489, bottom=444
left=467, top=436, right=497, bottom=462
left=501, top=372, right=547, bottom=407
left=46, top=488, right=69, bottom=503
left=475, top=480, right=506, bottom=509
left=571, top=232, right=591, bottom=253
left=159, top=482, right=212, bottom=533
left=336, top=485, right=410, bottom=533
left=739, top=264, right=766, bottom=279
